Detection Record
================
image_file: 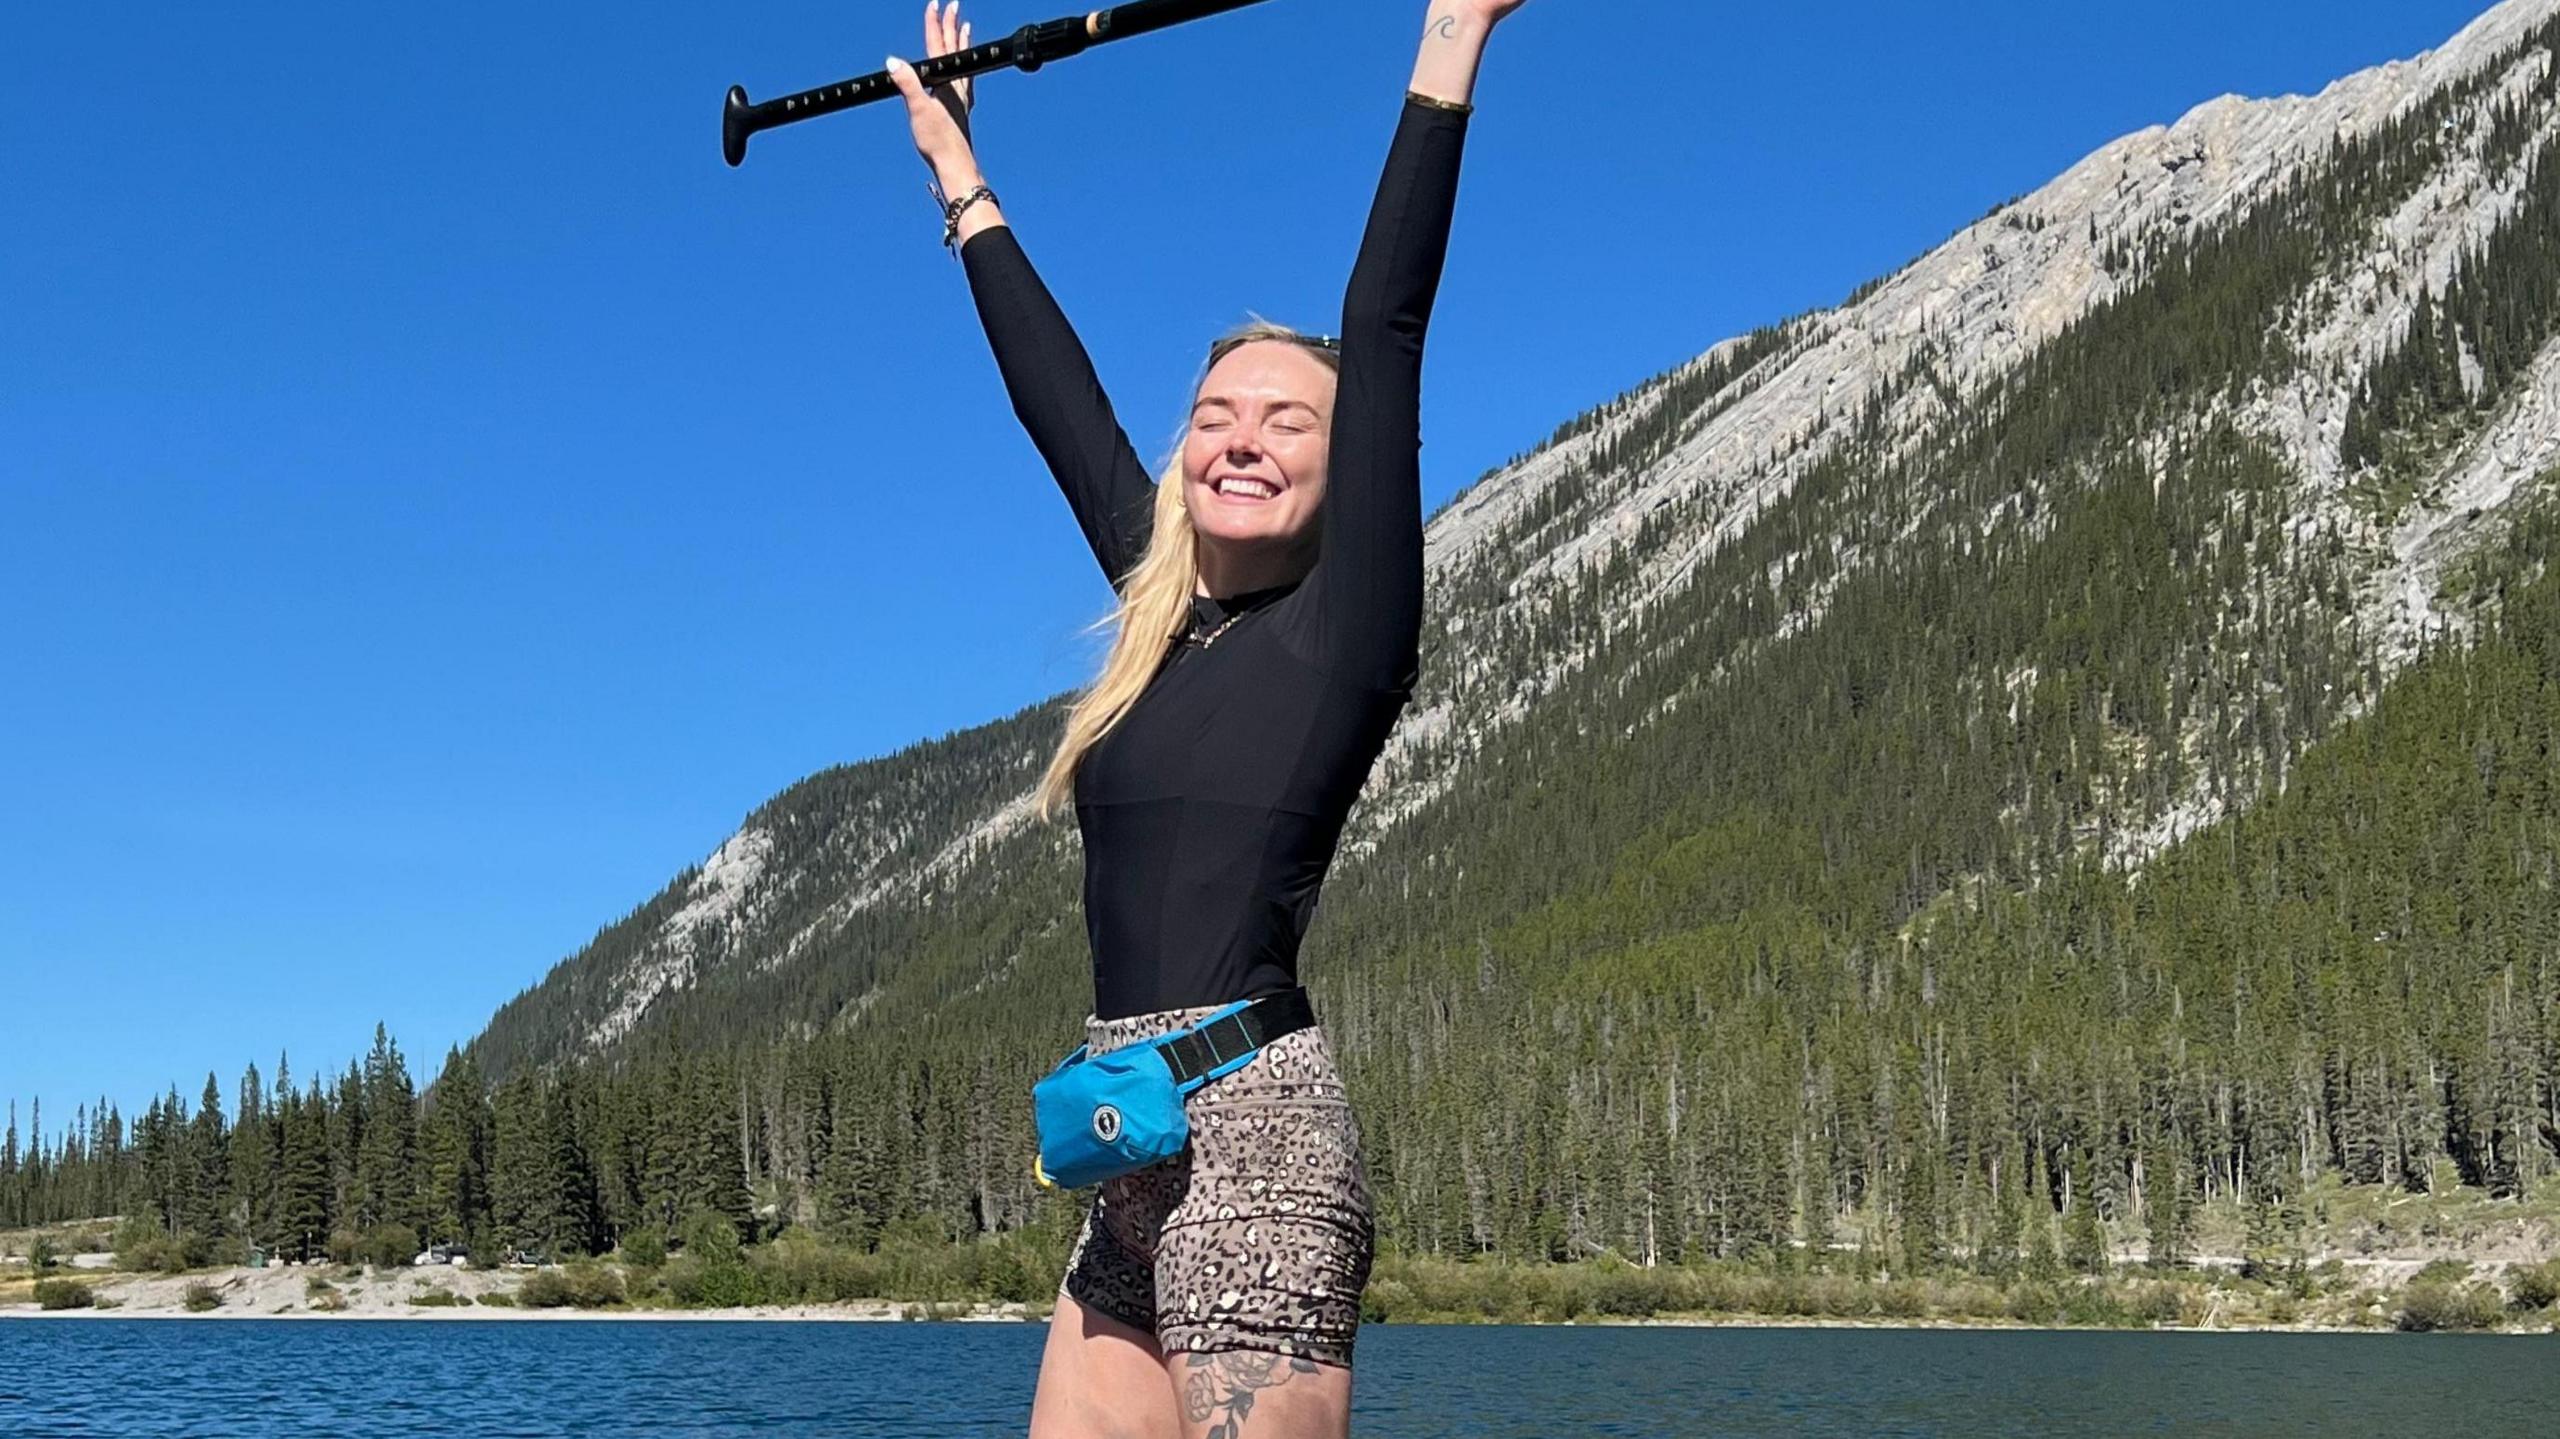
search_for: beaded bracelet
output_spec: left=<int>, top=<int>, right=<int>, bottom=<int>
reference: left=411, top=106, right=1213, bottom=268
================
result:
left=1406, top=89, right=1473, bottom=115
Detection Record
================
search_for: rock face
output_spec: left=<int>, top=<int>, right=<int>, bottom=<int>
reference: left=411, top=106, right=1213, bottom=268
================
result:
left=475, top=0, right=2560, bottom=1073
left=1390, top=0, right=2560, bottom=869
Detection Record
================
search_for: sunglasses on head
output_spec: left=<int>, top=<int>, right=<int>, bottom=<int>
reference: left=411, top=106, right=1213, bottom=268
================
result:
left=1210, top=332, right=1341, bottom=362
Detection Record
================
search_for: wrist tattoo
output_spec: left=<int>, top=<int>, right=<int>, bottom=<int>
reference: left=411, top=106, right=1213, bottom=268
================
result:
left=1431, top=15, right=1458, bottom=39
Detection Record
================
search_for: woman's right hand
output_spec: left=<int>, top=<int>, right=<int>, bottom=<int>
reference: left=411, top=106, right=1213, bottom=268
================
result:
left=884, top=0, right=979, bottom=183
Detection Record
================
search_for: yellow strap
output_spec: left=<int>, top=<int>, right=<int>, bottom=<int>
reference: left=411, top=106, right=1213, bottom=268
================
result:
left=1033, top=1154, right=1056, bottom=1189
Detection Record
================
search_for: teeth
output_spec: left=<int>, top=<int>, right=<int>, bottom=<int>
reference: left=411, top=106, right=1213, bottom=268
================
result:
left=1216, top=478, right=1277, bottom=499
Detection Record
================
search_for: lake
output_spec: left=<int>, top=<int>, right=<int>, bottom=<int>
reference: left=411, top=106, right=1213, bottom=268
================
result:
left=0, top=1319, right=2552, bottom=1436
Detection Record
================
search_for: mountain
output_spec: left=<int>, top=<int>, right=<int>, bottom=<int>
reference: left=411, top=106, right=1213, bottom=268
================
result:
left=458, top=2, right=2560, bottom=1255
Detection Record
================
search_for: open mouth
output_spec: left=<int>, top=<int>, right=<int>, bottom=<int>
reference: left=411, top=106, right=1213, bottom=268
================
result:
left=1210, top=475, right=1282, bottom=503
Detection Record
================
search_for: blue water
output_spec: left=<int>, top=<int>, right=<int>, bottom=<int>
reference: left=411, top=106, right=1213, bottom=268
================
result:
left=1, top=1319, right=2553, bottom=1436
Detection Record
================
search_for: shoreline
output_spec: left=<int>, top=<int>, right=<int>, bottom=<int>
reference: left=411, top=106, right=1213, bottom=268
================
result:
left=8, top=1296, right=2547, bottom=1335
left=0, top=1300, right=1027, bottom=1323
left=9, top=1231, right=2554, bottom=1335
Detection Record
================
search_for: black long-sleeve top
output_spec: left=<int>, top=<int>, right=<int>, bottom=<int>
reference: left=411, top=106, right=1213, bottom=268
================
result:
left=960, top=95, right=1467, bottom=1020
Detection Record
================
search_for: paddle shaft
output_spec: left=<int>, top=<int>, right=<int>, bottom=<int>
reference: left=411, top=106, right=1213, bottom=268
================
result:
left=723, top=0, right=1278, bottom=167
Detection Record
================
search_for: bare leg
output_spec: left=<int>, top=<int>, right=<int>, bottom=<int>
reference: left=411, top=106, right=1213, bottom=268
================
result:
left=1028, top=1289, right=1187, bottom=1439
left=1164, top=1347, right=1353, bottom=1439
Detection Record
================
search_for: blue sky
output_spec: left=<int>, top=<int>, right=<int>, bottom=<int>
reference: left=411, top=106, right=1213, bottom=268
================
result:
left=0, top=0, right=2502, bottom=1132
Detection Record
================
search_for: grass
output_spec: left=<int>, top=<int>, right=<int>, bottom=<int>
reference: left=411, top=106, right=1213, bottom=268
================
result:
left=0, top=1218, right=117, bottom=1262
left=2293, top=1172, right=2560, bottom=1254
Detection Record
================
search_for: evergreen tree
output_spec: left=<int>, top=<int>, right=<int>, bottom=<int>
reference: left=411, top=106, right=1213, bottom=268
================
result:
left=419, top=1046, right=491, bottom=1250
left=277, top=1081, right=332, bottom=1262
left=355, top=1023, right=419, bottom=1234
left=184, top=1072, right=228, bottom=1243
left=229, top=1063, right=275, bottom=1247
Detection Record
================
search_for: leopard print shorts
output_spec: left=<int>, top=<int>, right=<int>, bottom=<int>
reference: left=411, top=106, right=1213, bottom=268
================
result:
left=1057, top=998, right=1376, bottom=1369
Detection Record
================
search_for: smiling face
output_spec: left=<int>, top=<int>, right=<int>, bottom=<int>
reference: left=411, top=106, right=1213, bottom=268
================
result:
left=1181, top=338, right=1336, bottom=563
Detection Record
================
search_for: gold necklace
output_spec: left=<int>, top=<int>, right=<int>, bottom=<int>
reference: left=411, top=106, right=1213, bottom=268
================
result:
left=1181, top=606, right=1251, bottom=650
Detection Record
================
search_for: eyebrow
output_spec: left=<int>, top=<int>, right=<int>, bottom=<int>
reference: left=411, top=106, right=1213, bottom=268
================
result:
left=1192, top=395, right=1325, bottom=417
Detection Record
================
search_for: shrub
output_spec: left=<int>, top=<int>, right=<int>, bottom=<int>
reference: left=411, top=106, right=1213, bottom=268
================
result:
left=2508, top=1260, right=2560, bottom=1312
left=567, top=1261, right=625, bottom=1307
left=304, top=1275, right=337, bottom=1298
left=1876, top=1280, right=1929, bottom=1318
left=181, top=1281, right=223, bottom=1313
left=1936, top=1280, right=2009, bottom=1321
left=111, top=1215, right=194, bottom=1274
left=755, top=1228, right=887, bottom=1303
left=110, top=1215, right=160, bottom=1266
left=521, top=1262, right=624, bottom=1309
left=1587, top=1262, right=1679, bottom=1317
left=1791, top=1273, right=1877, bottom=1318
left=28, top=1236, right=58, bottom=1272
left=2410, top=1259, right=2473, bottom=1288
left=973, top=1235, right=1048, bottom=1304
left=518, top=1271, right=572, bottom=1308
left=2059, top=1283, right=2131, bottom=1327
left=1361, top=1278, right=1410, bottom=1322
left=360, top=1224, right=421, bottom=1271
left=877, top=1214, right=953, bottom=1248
left=618, top=1228, right=668, bottom=1269
left=2006, top=1282, right=2062, bottom=1324
left=619, top=1264, right=670, bottom=1304
left=408, top=1290, right=468, bottom=1307
left=2133, top=1282, right=2189, bottom=1327
left=2396, top=1282, right=2504, bottom=1332
left=666, top=1256, right=772, bottom=1308
left=476, top=1290, right=519, bottom=1308
left=34, top=1279, right=96, bottom=1311
left=677, top=1210, right=741, bottom=1265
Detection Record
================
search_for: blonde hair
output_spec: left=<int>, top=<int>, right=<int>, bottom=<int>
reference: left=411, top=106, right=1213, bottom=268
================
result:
left=1032, top=317, right=1342, bottom=823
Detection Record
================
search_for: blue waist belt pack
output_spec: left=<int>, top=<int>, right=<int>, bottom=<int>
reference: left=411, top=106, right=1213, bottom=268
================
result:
left=1032, top=988, right=1316, bottom=1189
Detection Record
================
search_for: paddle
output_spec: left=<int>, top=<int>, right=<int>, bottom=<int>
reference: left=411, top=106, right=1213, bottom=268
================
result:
left=723, top=0, right=1283, bottom=167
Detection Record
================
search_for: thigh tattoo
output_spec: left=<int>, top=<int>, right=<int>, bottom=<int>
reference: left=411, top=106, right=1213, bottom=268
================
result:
left=1181, top=1350, right=1323, bottom=1437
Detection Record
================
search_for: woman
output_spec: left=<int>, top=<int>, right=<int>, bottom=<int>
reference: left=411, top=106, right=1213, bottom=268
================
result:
left=885, top=1, right=1527, bottom=1433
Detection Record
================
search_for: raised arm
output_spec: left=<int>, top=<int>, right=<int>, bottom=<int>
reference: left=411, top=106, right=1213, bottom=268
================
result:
left=887, top=2, right=1155, bottom=590
left=958, top=228, right=1160, bottom=589
left=1305, top=1, right=1520, bottom=690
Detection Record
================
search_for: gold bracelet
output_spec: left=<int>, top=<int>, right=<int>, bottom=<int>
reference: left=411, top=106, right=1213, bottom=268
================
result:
left=1406, top=89, right=1473, bottom=115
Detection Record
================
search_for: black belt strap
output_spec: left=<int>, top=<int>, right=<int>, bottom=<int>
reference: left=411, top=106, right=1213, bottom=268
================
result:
left=1155, top=987, right=1316, bottom=1088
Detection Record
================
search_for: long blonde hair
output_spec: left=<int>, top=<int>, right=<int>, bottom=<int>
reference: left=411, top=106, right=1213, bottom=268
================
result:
left=1032, top=317, right=1341, bottom=823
